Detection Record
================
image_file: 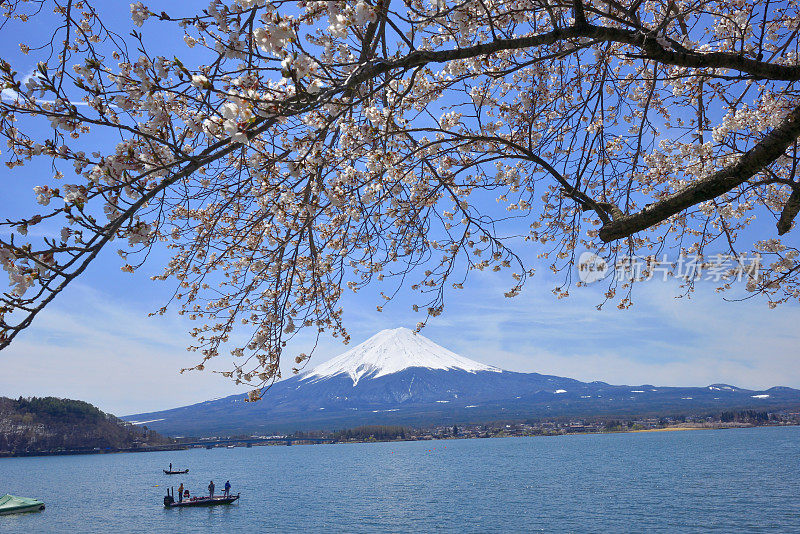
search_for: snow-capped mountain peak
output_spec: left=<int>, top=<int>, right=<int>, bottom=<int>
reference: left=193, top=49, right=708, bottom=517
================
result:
left=301, top=327, right=502, bottom=385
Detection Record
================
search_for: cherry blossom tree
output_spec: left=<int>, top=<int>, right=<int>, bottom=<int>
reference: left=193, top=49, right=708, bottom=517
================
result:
left=1, top=0, right=799, bottom=390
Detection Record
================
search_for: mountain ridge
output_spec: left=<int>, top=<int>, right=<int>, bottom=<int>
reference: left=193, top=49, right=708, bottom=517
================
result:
left=124, top=328, right=800, bottom=436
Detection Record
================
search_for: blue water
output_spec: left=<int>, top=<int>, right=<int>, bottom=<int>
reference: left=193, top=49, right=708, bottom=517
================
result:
left=1, top=426, right=799, bottom=533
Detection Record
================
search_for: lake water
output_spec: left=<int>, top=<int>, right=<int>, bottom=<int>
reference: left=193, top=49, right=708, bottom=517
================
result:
left=1, top=426, right=799, bottom=533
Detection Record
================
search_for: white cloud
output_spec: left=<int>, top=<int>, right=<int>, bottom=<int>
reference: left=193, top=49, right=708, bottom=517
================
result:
left=0, top=284, right=254, bottom=416
left=0, top=68, right=42, bottom=103
left=414, top=280, right=800, bottom=391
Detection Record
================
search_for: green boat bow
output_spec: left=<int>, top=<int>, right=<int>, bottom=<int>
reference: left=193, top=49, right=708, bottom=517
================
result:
left=0, top=494, right=46, bottom=515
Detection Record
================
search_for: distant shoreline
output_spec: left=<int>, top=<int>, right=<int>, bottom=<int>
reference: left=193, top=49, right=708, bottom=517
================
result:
left=2, top=423, right=796, bottom=459
left=0, top=444, right=190, bottom=459
left=624, top=426, right=701, bottom=433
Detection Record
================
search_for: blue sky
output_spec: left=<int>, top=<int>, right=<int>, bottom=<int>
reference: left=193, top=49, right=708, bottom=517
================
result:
left=1, top=1, right=799, bottom=416
left=1, top=259, right=798, bottom=415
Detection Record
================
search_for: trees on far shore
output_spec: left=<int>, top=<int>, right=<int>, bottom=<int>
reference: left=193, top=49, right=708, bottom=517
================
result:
left=0, top=396, right=171, bottom=452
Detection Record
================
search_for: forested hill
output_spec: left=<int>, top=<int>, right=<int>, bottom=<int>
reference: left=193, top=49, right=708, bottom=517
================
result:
left=0, top=396, right=172, bottom=455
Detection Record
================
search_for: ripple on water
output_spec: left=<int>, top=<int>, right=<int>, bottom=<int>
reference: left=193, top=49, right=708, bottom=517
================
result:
left=0, top=427, right=798, bottom=533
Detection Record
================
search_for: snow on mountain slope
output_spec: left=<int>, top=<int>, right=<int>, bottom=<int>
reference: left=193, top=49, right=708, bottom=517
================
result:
left=301, top=327, right=502, bottom=385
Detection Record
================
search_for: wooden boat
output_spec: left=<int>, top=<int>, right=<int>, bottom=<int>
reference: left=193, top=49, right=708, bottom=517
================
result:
left=163, top=487, right=239, bottom=508
left=163, top=469, right=189, bottom=474
left=0, top=494, right=45, bottom=515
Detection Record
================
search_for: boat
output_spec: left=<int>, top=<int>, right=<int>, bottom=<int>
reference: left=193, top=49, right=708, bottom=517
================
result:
left=163, top=469, right=189, bottom=474
left=163, top=487, right=239, bottom=508
left=0, top=494, right=45, bottom=515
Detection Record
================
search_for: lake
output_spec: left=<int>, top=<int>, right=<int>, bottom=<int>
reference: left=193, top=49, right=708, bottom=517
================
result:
left=1, top=426, right=799, bottom=533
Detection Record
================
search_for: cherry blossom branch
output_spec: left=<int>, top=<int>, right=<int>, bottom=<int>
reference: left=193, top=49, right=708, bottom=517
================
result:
left=599, top=102, right=800, bottom=242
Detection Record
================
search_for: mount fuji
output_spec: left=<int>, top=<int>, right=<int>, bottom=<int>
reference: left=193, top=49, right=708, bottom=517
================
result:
left=301, top=327, right=501, bottom=385
left=125, top=327, right=800, bottom=436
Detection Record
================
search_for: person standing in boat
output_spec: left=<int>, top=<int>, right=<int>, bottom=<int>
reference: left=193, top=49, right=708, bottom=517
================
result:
left=224, top=480, right=231, bottom=497
left=177, top=483, right=184, bottom=503
left=169, top=463, right=172, bottom=472
left=208, top=480, right=215, bottom=498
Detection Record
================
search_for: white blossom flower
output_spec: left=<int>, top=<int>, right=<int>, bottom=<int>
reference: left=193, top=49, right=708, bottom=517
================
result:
left=191, top=74, right=209, bottom=88
left=307, top=79, right=324, bottom=94
left=354, top=2, right=377, bottom=26
left=33, top=185, right=53, bottom=206
left=220, top=102, right=239, bottom=120
left=130, top=2, right=150, bottom=27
